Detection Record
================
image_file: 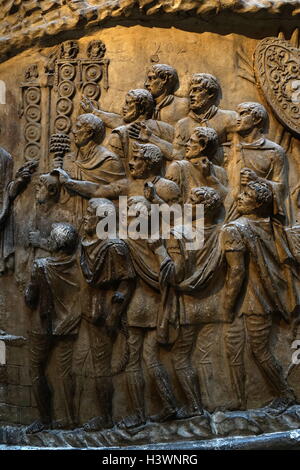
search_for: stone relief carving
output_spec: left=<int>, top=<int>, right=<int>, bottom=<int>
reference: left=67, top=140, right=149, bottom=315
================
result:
left=253, top=37, right=300, bottom=139
left=2, top=15, right=300, bottom=449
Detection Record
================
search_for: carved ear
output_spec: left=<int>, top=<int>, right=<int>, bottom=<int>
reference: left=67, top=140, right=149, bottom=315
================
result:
left=199, top=138, right=207, bottom=149
left=252, top=110, right=263, bottom=127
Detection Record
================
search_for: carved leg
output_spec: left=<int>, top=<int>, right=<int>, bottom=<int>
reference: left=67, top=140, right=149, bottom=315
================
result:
left=123, top=370, right=146, bottom=428
left=195, top=324, right=215, bottom=410
left=224, top=317, right=246, bottom=410
left=27, top=334, right=51, bottom=433
left=172, top=325, right=203, bottom=417
left=51, top=336, right=76, bottom=430
left=246, top=314, right=296, bottom=412
left=143, top=329, right=178, bottom=422
left=122, top=327, right=146, bottom=428
left=83, top=377, right=113, bottom=431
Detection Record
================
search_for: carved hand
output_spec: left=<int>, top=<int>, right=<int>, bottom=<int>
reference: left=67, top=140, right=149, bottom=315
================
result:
left=144, top=181, right=156, bottom=202
left=148, top=239, right=168, bottom=258
left=54, top=168, right=71, bottom=184
left=199, top=157, right=212, bottom=177
left=112, top=292, right=125, bottom=304
left=128, top=122, right=152, bottom=142
left=240, top=167, right=258, bottom=185
left=80, top=96, right=95, bottom=113
left=28, top=231, right=41, bottom=248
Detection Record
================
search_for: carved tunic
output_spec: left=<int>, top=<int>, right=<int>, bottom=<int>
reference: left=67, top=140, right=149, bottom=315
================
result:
left=225, top=137, right=288, bottom=221
left=109, top=119, right=174, bottom=177
left=153, top=95, right=189, bottom=126
left=221, top=217, right=298, bottom=318
left=25, top=254, right=82, bottom=336
left=172, top=108, right=237, bottom=160
left=0, top=147, right=14, bottom=263
left=64, top=143, right=126, bottom=218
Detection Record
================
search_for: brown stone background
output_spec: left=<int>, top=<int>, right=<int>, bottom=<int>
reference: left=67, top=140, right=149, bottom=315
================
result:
left=0, top=22, right=300, bottom=425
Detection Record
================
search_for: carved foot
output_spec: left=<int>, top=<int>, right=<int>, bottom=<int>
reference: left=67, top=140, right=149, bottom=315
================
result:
left=52, top=420, right=75, bottom=430
left=176, top=405, right=204, bottom=419
left=265, top=397, right=296, bottom=415
left=26, top=420, right=48, bottom=434
left=149, top=407, right=178, bottom=423
left=83, top=416, right=113, bottom=432
left=118, top=414, right=146, bottom=429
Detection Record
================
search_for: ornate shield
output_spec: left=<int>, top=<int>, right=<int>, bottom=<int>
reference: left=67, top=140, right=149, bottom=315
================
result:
left=254, top=37, right=300, bottom=137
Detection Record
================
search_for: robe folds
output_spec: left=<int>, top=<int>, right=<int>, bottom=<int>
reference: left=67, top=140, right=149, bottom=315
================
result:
left=26, top=253, right=82, bottom=336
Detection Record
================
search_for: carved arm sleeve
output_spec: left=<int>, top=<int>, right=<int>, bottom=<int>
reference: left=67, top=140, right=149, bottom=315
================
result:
left=172, top=121, right=187, bottom=160
left=221, top=225, right=245, bottom=315
left=24, top=262, right=40, bottom=309
left=92, top=109, right=123, bottom=129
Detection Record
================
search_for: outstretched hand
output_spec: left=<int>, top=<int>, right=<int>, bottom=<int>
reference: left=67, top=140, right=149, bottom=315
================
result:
left=128, top=122, right=152, bottom=142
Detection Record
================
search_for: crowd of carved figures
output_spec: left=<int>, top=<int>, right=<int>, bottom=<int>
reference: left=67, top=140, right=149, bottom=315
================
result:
left=2, top=47, right=300, bottom=433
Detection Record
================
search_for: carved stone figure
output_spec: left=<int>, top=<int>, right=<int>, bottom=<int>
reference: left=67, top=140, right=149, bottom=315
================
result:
left=108, top=89, right=174, bottom=171
left=172, top=73, right=237, bottom=161
left=25, top=223, right=81, bottom=433
left=166, top=127, right=227, bottom=203
left=222, top=181, right=296, bottom=411
left=224, top=102, right=288, bottom=223
left=128, top=142, right=181, bottom=203
left=55, top=113, right=127, bottom=218
left=0, top=148, right=36, bottom=273
left=150, top=186, right=224, bottom=416
left=144, top=64, right=189, bottom=126
left=74, top=198, right=135, bottom=431
left=122, top=196, right=179, bottom=428
left=81, top=63, right=188, bottom=128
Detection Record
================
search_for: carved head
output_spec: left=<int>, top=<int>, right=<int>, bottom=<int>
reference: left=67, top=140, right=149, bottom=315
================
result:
left=127, top=195, right=151, bottom=228
left=144, top=64, right=179, bottom=98
left=122, top=89, right=154, bottom=123
left=36, top=172, right=61, bottom=206
left=48, top=223, right=78, bottom=254
left=237, top=181, right=272, bottom=216
left=60, top=41, right=79, bottom=59
left=72, top=114, right=105, bottom=148
left=185, top=127, right=219, bottom=161
left=189, top=73, right=221, bottom=112
left=129, top=142, right=163, bottom=179
left=236, top=102, right=269, bottom=135
left=83, top=198, right=115, bottom=236
left=87, top=40, right=106, bottom=59
left=188, top=186, right=221, bottom=220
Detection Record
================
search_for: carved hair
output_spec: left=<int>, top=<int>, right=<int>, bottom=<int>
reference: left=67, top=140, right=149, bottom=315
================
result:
left=247, top=181, right=273, bottom=206
left=77, top=113, right=105, bottom=143
left=238, top=102, right=269, bottom=133
left=150, top=64, right=179, bottom=94
left=189, top=73, right=221, bottom=102
left=191, top=186, right=221, bottom=212
left=50, top=223, right=78, bottom=254
left=127, top=89, right=155, bottom=119
left=138, top=143, right=163, bottom=171
left=89, top=197, right=115, bottom=213
left=127, top=195, right=152, bottom=215
left=192, top=126, right=219, bottom=159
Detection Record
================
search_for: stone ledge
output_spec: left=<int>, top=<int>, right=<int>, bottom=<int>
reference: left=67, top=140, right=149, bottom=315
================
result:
left=1, top=405, right=300, bottom=448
